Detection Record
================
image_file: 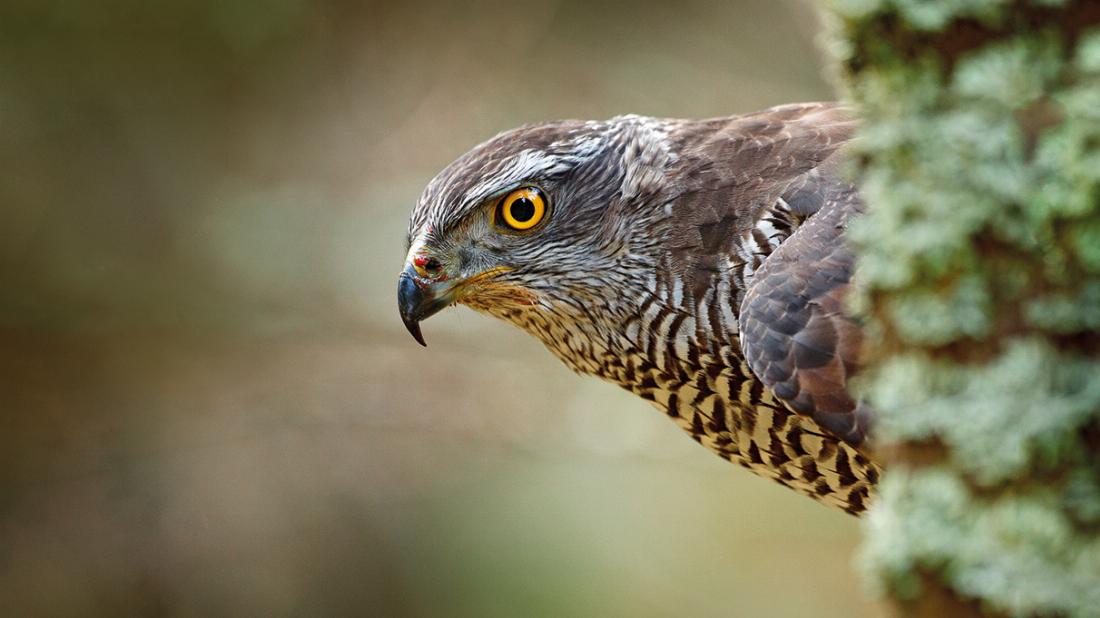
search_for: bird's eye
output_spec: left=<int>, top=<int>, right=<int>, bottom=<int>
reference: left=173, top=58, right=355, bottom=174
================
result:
left=496, top=187, right=547, bottom=232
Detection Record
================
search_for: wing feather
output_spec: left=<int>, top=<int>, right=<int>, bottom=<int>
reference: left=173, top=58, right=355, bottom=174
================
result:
left=739, top=183, right=873, bottom=448
left=665, top=103, right=874, bottom=450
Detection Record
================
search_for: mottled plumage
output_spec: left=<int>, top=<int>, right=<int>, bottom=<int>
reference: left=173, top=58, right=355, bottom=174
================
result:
left=399, top=103, right=880, bottom=514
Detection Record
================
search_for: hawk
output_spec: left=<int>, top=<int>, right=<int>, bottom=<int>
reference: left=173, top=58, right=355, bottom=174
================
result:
left=398, top=103, right=879, bottom=514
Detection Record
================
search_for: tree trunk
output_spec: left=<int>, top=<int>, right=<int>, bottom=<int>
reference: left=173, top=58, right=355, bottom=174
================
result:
left=825, top=1, right=1100, bottom=616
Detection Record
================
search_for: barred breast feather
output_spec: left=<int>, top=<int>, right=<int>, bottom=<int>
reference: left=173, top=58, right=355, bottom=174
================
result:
left=614, top=103, right=880, bottom=514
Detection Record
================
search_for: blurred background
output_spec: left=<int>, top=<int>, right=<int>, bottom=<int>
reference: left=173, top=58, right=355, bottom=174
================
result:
left=0, top=1, right=882, bottom=615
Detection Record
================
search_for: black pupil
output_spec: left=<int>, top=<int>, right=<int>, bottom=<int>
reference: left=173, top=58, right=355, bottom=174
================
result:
left=509, top=197, right=535, bottom=223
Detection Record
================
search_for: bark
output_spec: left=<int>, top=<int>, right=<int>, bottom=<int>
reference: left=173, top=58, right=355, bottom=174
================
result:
left=825, top=1, right=1100, bottom=616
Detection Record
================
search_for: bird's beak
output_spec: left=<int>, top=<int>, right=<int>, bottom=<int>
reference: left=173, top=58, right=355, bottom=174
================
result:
left=397, top=263, right=451, bottom=347
left=398, top=261, right=515, bottom=347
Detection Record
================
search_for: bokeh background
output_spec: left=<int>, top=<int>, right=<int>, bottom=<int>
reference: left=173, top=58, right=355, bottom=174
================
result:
left=1, top=1, right=883, bottom=615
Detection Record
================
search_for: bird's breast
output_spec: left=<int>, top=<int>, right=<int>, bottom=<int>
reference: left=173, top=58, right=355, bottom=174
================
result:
left=600, top=342, right=878, bottom=514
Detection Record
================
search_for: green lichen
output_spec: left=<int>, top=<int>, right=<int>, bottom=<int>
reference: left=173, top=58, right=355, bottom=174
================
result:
left=1063, top=467, right=1100, bottom=524
left=866, top=340, right=1100, bottom=485
left=886, top=275, right=992, bottom=345
left=894, top=0, right=1012, bottom=31
left=1069, top=220, right=1100, bottom=273
left=1076, top=28, right=1100, bottom=72
left=952, top=35, right=1062, bottom=108
left=826, top=0, right=1100, bottom=613
left=1030, top=117, right=1100, bottom=220
left=1024, top=283, right=1100, bottom=332
left=862, top=469, right=1100, bottom=617
left=829, top=0, right=888, bottom=21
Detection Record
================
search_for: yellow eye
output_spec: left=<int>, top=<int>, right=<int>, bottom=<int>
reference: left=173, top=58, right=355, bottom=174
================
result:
left=496, top=187, right=547, bottom=231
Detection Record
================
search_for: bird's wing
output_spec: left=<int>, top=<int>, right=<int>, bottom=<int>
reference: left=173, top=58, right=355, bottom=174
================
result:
left=738, top=182, right=873, bottom=450
left=664, top=103, right=873, bottom=449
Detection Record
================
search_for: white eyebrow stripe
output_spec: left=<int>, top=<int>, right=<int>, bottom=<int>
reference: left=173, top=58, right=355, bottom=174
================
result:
left=461, top=139, right=603, bottom=209
left=462, top=149, right=558, bottom=206
left=414, top=123, right=616, bottom=235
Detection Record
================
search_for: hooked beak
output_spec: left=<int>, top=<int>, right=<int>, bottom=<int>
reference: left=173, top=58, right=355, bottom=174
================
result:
left=397, top=264, right=451, bottom=347
left=397, top=262, right=515, bottom=347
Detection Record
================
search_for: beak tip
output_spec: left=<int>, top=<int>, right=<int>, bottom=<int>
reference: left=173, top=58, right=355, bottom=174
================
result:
left=405, top=318, right=428, bottom=347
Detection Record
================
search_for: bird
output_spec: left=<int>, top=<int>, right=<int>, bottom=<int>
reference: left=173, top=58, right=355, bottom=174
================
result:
left=398, top=102, right=880, bottom=515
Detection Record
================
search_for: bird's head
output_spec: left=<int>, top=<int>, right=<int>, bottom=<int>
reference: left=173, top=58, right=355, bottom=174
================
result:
left=398, top=116, right=680, bottom=366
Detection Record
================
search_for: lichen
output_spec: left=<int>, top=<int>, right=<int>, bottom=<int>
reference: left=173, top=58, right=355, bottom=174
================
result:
left=952, top=35, right=1062, bottom=108
left=886, top=275, right=992, bottom=345
left=862, top=469, right=1100, bottom=617
left=895, top=0, right=1013, bottom=31
left=867, top=339, right=1100, bottom=485
left=1076, top=27, right=1100, bottom=72
left=826, top=0, right=1100, bottom=614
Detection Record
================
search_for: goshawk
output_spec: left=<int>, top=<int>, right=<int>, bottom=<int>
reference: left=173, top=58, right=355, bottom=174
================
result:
left=398, top=103, right=878, bottom=514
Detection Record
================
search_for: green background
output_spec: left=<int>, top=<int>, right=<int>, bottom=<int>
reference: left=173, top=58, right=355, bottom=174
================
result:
left=0, top=1, right=880, bottom=615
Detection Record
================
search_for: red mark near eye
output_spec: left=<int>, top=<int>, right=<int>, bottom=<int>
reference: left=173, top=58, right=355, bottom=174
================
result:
left=413, top=255, right=429, bottom=268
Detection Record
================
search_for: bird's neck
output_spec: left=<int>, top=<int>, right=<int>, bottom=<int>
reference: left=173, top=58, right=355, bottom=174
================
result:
left=505, top=276, right=733, bottom=386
